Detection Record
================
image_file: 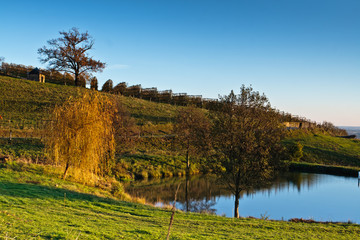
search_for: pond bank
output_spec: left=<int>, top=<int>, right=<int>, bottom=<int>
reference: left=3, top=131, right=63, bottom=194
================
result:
left=288, top=161, right=360, bottom=177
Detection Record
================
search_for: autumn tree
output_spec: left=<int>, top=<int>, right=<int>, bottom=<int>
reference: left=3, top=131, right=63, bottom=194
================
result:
left=113, top=82, right=127, bottom=95
left=174, top=106, right=211, bottom=177
left=90, top=76, right=98, bottom=90
left=101, top=79, right=113, bottom=92
left=46, top=92, right=115, bottom=182
left=38, top=27, right=105, bottom=87
left=209, top=85, right=285, bottom=218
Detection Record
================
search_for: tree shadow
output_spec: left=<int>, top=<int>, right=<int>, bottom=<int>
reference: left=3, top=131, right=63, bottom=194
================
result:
left=0, top=181, right=118, bottom=204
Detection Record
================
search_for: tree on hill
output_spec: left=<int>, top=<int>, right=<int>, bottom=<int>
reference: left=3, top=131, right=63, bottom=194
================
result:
left=38, top=27, right=105, bottom=87
left=90, top=76, right=98, bottom=90
left=102, top=79, right=114, bottom=92
left=209, top=85, right=285, bottom=218
left=174, top=106, right=211, bottom=177
left=174, top=106, right=211, bottom=212
left=46, top=92, right=116, bottom=182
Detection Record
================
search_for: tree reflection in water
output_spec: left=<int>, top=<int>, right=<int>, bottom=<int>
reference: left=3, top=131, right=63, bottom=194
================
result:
left=124, top=172, right=321, bottom=215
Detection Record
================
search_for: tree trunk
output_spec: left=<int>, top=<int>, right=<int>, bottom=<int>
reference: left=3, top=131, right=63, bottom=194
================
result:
left=186, top=141, right=190, bottom=177
left=185, top=174, right=190, bottom=212
left=234, top=190, right=240, bottom=218
left=63, top=162, right=70, bottom=180
left=74, top=72, right=79, bottom=87
left=186, top=152, right=190, bottom=177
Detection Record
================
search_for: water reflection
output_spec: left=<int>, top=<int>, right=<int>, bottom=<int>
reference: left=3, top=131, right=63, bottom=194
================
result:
left=125, top=175, right=223, bottom=213
left=125, top=172, right=324, bottom=214
left=125, top=172, right=360, bottom=222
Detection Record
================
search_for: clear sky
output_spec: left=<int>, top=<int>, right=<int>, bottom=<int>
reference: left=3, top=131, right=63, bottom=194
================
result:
left=1, top=0, right=359, bottom=126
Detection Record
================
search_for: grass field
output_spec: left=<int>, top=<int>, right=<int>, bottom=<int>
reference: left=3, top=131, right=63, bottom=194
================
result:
left=284, top=131, right=360, bottom=167
left=1, top=162, right=360, bottom=239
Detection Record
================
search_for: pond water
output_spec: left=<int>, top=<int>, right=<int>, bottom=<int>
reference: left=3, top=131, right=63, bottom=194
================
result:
left=125, top=172, right=360, bottom=223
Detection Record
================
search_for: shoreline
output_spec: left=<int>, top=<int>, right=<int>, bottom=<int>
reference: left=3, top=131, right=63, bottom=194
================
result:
left=288, top=161, right=360, bottom=177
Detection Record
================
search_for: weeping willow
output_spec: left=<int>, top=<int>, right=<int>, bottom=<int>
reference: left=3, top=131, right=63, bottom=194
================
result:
left=46, top=91, right=115, bottom=183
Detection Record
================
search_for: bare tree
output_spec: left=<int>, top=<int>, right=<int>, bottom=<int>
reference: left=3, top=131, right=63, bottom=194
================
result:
left=38, top=27, right=105, bottom=87
left=210, top=85, right=285, bottom=218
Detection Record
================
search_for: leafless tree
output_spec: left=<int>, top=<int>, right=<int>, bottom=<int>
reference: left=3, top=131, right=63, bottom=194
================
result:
left=38, top=27, right=105, bottom=87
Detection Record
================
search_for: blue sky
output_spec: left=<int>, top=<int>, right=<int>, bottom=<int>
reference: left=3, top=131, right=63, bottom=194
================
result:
left=1, top=0, right=359, bottom=126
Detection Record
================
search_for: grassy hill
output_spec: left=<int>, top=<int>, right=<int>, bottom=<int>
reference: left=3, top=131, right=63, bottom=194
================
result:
left=1, top=162, right=360, bottom=239
left=2, top=75, right=360, bottom=175
left=284, top=131, right=360, bottom=168
left=0, top=75, right=181, bottom=124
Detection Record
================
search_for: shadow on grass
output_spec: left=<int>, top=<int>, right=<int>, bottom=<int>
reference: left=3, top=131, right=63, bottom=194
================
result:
left=0, top=180, right=156, bottom=219
left=0, top=181, right=119, bottom=204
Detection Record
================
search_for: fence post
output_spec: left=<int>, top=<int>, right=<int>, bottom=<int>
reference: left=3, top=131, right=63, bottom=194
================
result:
left=8, top=120, right=12, bottom=141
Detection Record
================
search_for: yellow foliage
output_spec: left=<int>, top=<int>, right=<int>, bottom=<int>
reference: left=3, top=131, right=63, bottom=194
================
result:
left=45, top=91, right=115, bottom=183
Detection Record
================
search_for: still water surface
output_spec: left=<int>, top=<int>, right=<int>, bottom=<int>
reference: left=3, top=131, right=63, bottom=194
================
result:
left=125, top=172, right=360, bottom=223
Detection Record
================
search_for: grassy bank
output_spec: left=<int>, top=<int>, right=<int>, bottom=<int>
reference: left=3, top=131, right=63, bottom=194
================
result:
left=284, top=131, right=360, bottom=168
left=1, top=162, right=360, bottom=239
left=289, top=162, right=360, bottom=177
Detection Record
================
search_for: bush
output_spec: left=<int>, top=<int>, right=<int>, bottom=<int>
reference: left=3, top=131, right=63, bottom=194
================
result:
left=289, top=142, right=304, bottom=162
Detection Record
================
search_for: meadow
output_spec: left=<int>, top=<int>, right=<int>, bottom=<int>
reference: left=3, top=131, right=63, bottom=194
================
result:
left=2, top=75, right=360, bottom=239
left=1, top=161, right=360, bottom=239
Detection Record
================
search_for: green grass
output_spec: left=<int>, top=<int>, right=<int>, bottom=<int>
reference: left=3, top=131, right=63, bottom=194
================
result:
left=284, top=132, right=360, bottom=167
left=1, top=162, right=360, bottom=239
left=0, top=75, right=181, bottom=124
left=0, top=138, right=46, bottom=162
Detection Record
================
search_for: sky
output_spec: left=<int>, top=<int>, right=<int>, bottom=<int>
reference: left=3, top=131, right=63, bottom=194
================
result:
left=1, top=0, right=359, bottom=126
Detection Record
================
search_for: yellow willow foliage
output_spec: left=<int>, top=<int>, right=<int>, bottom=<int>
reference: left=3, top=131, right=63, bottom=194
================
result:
left=45, top=91, right=115, bottom=183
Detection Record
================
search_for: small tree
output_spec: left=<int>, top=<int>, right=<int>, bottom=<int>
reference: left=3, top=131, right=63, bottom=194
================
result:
left=102, top=79, right=113, bottom=93
left=174, top=106, right=211, bottom=176
left=38, top=27, right=105, bottom=87
left=210, top=85, right=285, bottom=218
left=289, top=142, right=303, bottom=162
left=0, top=57, right=4, bottom=69
left=46, top=92, right=115, bottom=182
left=0, top=58, right=5, bottom=75
left=90, top=76, right=98, bottom=90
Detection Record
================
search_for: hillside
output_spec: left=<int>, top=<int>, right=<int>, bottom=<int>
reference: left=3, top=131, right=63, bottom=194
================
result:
left=0, top=75, right=181, bottom=124
left=284, top=131, right=360, bottom=168
left=2, top=75, right=360, bottom=176
left=1, top=162, right=360, bottom=239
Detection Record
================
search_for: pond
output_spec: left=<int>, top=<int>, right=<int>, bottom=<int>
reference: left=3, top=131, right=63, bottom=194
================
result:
left=125, top=172, right=360, bottom=223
